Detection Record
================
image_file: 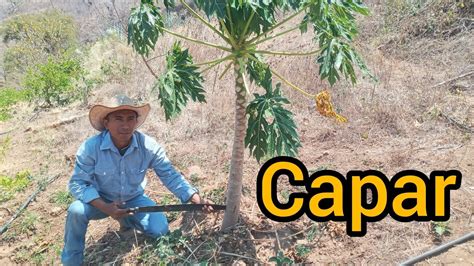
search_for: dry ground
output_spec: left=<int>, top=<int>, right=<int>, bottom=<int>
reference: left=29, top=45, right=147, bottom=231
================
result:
left=0, top=0, right=473, bottom=264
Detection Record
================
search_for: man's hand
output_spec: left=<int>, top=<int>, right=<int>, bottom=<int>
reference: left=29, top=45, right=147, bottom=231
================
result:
left=90, top=198, right=131, bottom=220
left=189, top=193, right=214, bottom=213
left=103, top=202, right=131, bottom=220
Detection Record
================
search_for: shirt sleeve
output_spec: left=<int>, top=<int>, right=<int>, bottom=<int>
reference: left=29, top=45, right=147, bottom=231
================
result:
left=68, top=141, right=100, bottom=203
left=150, top=142, right=197, bottom=203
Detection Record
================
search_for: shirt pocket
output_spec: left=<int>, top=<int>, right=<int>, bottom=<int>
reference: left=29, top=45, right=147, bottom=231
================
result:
left=127, top=168, right=146, bottom=187
left=94, top=167, right=118, bottom=187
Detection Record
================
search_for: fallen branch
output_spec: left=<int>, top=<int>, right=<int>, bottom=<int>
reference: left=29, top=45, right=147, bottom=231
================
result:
left=431, top=71, right=474, bottom=88
left=185, top=240, right=206, bottom=261
left=439, top=112, right=474, bottom=133
left=274, top=229, right=282, bottom=250
left=0, top=174, right=60, bottom=235
left=25, top=114, right=86, bottom=133
left=0, top=110, right=41, bottom=136
left=219, top=251, right=263, bottom=263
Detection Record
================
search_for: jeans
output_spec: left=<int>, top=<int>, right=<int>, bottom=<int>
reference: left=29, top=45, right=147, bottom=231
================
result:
left=61, top=194, right=168, bottom=266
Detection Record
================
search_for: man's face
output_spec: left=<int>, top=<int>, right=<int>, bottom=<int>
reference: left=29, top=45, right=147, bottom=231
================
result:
left=104, top=109, right=138, bottom=144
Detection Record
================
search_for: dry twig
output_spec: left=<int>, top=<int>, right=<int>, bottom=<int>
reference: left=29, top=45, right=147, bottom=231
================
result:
left=439, top=112, right=473, bottom=133
left=431, top=71, right=474, bottom=88
left=219, top=251, right=262, bottom=263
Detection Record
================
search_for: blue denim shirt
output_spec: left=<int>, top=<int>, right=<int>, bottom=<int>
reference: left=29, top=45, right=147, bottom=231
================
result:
left=68, top=130, right=197, bottom=203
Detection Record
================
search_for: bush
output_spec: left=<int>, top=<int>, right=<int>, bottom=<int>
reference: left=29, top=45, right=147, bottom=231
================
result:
left=139, top=229, right=187, bottom=264
left=1, top=10, right=78, bottom=86
left=100, top=59, right=131, bottom=83
left=24, top=57, right=83, bottom=107
left=49, top=190, right=74, bottom=208
left=0, top=170, right=32, bottom=202
left=0, top=87, right=29, bottom=121
left=82, top=33, right=134, bottom=85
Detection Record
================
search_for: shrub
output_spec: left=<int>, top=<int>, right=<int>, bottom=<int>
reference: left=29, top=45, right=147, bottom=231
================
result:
left=0, top=170, right=32, bottom=202
left=24, top=57, right=83, bottom=107
left=81, top=33, right=134, bottom=86
left=0, top=87, right=29, bottom=121
left=49, top=190, right=74, bottom=208
left=1, top=10, right=78, bottom=86
left=139, top=229, right=187, bottom=264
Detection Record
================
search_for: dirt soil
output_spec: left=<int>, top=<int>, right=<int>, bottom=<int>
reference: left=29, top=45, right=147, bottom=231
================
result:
left=0, top=0, right=473, bottom=265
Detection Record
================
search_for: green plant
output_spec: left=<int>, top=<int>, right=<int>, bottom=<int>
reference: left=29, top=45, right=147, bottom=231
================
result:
left=200, top=241, right=218, bottom=261
left=100, top=59, right=131, bottom=82
left=77, top=71, right=100, bottom=106
left=1, top=229, right=17, bottom=242
left=246, top=83, right=300, bottom=161
left=31, top=252, right=45, bottom=265
left=295, top=244, right=311, bottom=258
left=203, top=187, right=225, bottom=205
left=0, top=170, right=32, bottom=202
left=51, top=243, right=62, bottom=256
left=13, top=246, right=30, bottom=263
left=1, top=10, right=78, bottom=86
left=306, top=223, right=320, bottom=241
left=189, top=173, right=200, bottom=184
left=269, top=250, right=293, bottom=265
left=24, top=57, right=83, bottom=107
left=160, top=194, right=180, bottom=222
left=49, top=190, right=74, bottom=208
left=152, top=42, right=206, bottom=120
left=0, top=136, right=12, bottom=160
left=160, top=194, right=179, bottom=205
left=432, top=221, right=451, bottom=237
left=280, top=190, right=290, bottom=202
left=128, top=0, right=374, bottom=229
left=0, top=88, right=29, bottom=121
left=18, top=211, right=38, bottom=234
left=139, top=229, right=187, bottom=264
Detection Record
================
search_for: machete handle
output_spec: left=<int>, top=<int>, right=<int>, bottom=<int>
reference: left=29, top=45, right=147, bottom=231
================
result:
left=126, top=207, right=139, bottom=214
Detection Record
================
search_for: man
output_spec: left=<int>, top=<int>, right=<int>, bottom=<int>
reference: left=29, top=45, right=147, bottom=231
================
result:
left=61, top=95, right=212, bottom=265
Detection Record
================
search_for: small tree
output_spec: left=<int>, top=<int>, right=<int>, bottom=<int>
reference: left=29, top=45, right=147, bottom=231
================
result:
left=128, top=0, right=374, bottom=229
left=24, top=57, right=83, bottom=107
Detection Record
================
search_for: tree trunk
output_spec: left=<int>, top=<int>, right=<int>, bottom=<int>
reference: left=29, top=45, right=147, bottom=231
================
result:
left=222, top=60, right=247, bottom=230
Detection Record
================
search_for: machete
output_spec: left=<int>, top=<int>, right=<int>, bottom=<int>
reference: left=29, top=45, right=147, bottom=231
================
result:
left=126, top=204, right=226, bottom=213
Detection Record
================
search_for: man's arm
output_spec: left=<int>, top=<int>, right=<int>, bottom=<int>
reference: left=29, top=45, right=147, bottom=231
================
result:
left=149, top=143, right=198, bottom=203
left=68, top=142, right=100, bottom=203
left=69, top=141, right=129, bottom=219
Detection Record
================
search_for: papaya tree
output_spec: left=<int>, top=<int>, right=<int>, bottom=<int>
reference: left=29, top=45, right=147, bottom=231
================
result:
left=127, top=0, right=373, bottom=229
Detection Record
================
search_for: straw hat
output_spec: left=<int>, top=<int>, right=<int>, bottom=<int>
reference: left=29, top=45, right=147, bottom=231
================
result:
left=89, top=95, right=151, bottom=131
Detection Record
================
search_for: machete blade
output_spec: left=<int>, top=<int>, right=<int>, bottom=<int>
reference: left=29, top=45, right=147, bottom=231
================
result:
left=127, top=204, right=226, bottom=213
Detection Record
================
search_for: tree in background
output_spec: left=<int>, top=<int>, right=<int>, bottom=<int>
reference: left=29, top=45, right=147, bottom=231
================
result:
left=127, top=0, right=374, bottom=229
left=1, top=10, right=77, bottom=86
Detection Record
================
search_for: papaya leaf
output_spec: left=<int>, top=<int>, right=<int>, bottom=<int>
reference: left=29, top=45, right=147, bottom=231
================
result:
left=246, top=54, right=272, bottom=91
left=306, top=0, right=375, bottom=85
left=153, top=42, right=206, bottom=120
left=128, top=1, right=164, bottom=56
left=245, top=83, right=300, bottom=163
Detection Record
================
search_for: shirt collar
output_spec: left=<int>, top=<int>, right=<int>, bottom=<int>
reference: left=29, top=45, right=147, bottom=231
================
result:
left=100, top=130, right=138, bottom=152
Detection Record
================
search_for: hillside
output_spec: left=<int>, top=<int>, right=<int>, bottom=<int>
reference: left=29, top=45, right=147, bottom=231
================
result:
left=0, top=0, right=473, bottom=264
